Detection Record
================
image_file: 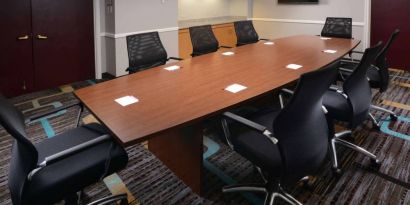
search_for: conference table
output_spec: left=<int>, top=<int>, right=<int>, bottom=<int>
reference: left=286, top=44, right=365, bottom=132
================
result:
left=74, top=35, right=360, bottom=194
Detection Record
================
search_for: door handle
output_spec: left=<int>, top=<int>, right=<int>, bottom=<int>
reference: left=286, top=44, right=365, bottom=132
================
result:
left=37, top=34, right=48, bottom=40
left=17, top=35, right=29, bottom=40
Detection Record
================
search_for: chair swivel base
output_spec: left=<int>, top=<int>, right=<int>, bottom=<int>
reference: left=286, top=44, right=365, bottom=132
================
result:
left=371, top=104, right=398, bottom=120
left=369, top=104, right=399, bottom=130
left=330, top=130, right=381, bottom=174
left=223, top=182, right=302, bottom=205
left=368, top=113, right=381, bottom=130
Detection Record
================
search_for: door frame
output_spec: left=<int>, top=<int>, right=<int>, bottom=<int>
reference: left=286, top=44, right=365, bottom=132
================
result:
left=93, top=0, right=102, bottom=79
left=364, top=0, right=371, bottom=48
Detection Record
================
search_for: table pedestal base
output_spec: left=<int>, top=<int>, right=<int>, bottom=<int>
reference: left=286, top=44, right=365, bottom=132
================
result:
left=148, top=124, right=203, bottom=195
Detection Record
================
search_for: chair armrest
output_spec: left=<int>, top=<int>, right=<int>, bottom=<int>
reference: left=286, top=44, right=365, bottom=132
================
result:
left=219, top=45, right=233, bottom=49
left=280, top=88, right=294, bottom=95
left=329, top=85, right=341, bottom=91
left=87, top=193, right=128, bottom=205
left=351, top=51, right=364, bottom=54
left=223, top=112, right=266, bottom=133
left=340, top=59, right=360, bottom=64
left=341, top=57, right=361, bottom=62
left=168, top=57, right=183, bottom=61
left=328, top=86, right=348, bottom=99
left=348, top=50, right=365, bottom=61
left=278, top=88, right=295, bottom=109
left=25, top=101, right=83, bottom=123
left=338, top=67, right=354, bottom=73
left=370, top=64, right=381, bottom=71
left=222, top=112, right=278, bottom=145
left=28, top=134, right=112, bottom=181
left=322, top=106, right=329, bottom=114
left=337, top=67, right=354, bottom=82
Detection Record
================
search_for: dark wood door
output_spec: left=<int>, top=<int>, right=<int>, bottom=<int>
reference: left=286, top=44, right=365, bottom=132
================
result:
left=0, top=0, right=34, bottom=97
left=371, top=0, right=410, bottom=71
left=32, top=0, right=95, bottom=90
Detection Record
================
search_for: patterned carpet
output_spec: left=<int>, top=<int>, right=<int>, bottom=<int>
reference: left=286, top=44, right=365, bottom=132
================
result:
left=0, top=69, right=410, bottom=205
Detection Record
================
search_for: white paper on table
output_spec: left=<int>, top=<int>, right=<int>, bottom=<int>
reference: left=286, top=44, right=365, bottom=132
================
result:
left=320, top=37, right=332, bottom=40
left=286, top=64, right=303, bottom=70
left=264, top=42, right=275, bottom=45
left=115, top=96, right=139, bottom=106
left=225, top=84, right=247, bottom=93
left=323, top=49, right=337, bottom=54
left=222, top=51, right=235, bottom=56
left=163, top=65, right=181, bottom=71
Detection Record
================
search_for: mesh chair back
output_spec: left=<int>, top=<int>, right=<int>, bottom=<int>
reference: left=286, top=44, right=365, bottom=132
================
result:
left=189, top=25, right=219, bottom=56
left=374, top=29, right=400, bottom=92
left=126, top=32, right=168, bottom=73
left=0, top=95, right=38, bottom=205
left=273, top=62, right=338, bottom=187
left=344, top=42, right=383, bottom=127
left=321, top=17, right=352, bottom=39
left=234, top=20, right=259, bottom=46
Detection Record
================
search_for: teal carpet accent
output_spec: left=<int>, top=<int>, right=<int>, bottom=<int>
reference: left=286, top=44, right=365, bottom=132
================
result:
left=87, top=79, right=97, bottom=85
left=381, top=116, right=410, bottom=141
left=39, top=119, right=56, bottom=138
left=203, top=137, right=263, bottom=205
left=27, top=101, right=66, bottom=138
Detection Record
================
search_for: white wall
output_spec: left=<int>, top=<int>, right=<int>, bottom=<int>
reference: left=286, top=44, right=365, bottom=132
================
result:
left=179, top=0, right=231, bottom=20
left=253, top=0, right=364, bottom=21
left=97, top=0, right=179, bottom=77
left=115, top=0, right=178, bottom=33
left=179, top=0, right=248, bottom=20
left=251, top=0, right=369, bottom=50
left=230, top=0, right=249, bottom=17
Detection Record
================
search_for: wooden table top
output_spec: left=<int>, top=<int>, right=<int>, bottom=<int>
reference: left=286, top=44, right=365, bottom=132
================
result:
left=75, top=35, right=360, bottom=146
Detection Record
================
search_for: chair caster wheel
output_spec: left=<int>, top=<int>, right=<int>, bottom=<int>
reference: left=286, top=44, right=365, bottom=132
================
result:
left=372, top=124, right=381, bottom=131
left=390, top=114, right=398, bottom=121
left=332, top=167, right=343, bottom=177
left=300, top=176, right=314, bottom=189
left=370, top=159, right=381, bottom=170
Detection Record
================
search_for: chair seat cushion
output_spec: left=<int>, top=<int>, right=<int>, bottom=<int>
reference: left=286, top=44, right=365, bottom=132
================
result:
left=27, top=123, right=128, bottom=205
left=231, top=108, right=282, bottom=175
left=322, top=90, right=352, bottom=122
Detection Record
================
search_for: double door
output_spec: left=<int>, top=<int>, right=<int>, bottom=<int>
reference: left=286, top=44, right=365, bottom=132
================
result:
left=371, top=0, right=409, bottom=71
left=0, top=0, right=95, bottom=97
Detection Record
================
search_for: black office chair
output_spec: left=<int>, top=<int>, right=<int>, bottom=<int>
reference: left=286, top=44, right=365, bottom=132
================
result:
left=338, top=29, right=401, bottom=128
left=322, top=42, right=383, bottom=173
left=234, top=20, right=269, bottom=46
left=0, top=95, right=129, bottom=205
left=220, top=63, right=338, bottom=205
left=126, top=31, right=182, bottom=74
left=321, top=17, right=352, bottom=39
left=189, top=25, right=232, bottom=57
